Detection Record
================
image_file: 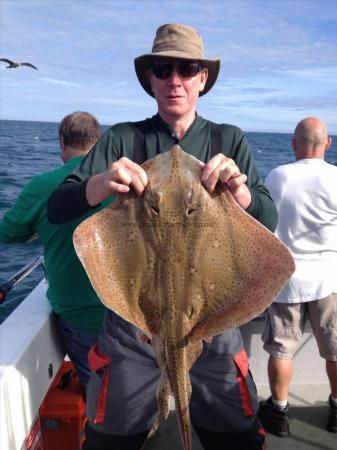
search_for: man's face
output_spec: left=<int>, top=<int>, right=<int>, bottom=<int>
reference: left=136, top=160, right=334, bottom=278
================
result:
left=147, top=59, right=208, bottom=121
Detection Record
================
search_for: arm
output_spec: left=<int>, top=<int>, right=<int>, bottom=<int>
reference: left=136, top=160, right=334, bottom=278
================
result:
left=47, top=159, right=148, bottom=224
left=85, top=157, right=148, bottom=206
left=201, top=127, right=277, bottom=232
left=46, top=178, right=92, bottom=224
left=0, top=180, right=39, bottom=243
left=201, top=154, right=251, bottom=209
left=234, top=133, right=277, bottom=231
left=47, top=128, right=116, bottom=224
left=48, top=128, right=148, bottom=224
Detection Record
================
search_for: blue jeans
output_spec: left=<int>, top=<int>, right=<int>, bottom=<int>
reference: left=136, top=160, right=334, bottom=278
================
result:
left=54, top=314, right=99, bottom=391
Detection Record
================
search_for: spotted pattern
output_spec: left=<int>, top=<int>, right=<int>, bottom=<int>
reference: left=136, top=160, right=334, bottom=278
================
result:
left=73, top=145, right=295, bottom=450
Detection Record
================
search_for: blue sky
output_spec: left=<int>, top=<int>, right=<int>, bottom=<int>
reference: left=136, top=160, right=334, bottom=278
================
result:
left=1, top=0, right=337, bottom=133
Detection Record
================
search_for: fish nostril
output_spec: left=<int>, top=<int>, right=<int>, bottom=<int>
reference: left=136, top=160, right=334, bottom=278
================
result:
left=186, top=208, right=197, bottom=216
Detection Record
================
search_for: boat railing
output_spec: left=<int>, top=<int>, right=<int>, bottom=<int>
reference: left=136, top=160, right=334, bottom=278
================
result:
left=0, top=255, right=45, bottom=303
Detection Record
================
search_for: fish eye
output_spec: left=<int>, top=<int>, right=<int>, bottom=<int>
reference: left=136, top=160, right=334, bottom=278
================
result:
left=151, top=205, right=160, bottom=215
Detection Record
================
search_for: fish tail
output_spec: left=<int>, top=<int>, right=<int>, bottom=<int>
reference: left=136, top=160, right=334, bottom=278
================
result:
left=167, top=345, right=192, bottom=450
left=141, top=371, right=171, bottom=448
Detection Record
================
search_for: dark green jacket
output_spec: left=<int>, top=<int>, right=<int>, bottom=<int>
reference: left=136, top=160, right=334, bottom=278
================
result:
left=48, top=114, right=277, bottom=231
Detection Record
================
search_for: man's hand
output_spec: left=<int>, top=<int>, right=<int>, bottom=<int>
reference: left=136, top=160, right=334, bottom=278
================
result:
left=201, top=153, right=251, bottom=209
left=86, top=157, right=148, bottom=206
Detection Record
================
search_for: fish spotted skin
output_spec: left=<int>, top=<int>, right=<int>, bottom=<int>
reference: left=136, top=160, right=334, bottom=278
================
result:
left=74, top=146, right=295, bottom=450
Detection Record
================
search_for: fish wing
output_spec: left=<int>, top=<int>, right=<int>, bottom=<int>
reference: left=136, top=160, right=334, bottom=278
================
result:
left=73, top=146, right=295, bottom=450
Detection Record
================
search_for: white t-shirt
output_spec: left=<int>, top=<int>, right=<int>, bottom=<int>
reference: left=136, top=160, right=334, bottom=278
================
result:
left=265, top=159, right=337, bottom=303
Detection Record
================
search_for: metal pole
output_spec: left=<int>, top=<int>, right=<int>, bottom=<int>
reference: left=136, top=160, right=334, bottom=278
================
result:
left=0, top=256, right=44, bottom=303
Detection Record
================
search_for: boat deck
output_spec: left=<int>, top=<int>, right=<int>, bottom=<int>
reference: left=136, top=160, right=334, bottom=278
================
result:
left=146, top=406, right=336, bottom=449
left=147, top=317, right=336, bottom=449
left=1, top=281, right=335, bottom=450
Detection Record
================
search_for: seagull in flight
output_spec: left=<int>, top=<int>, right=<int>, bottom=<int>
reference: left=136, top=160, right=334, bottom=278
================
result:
left=0, top=58, right=38, bottom=70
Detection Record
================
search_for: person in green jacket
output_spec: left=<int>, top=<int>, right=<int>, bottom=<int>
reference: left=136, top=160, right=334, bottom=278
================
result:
left=0, top=111, right=108, bottom=391
left=48, top=24, right=275, bottom=449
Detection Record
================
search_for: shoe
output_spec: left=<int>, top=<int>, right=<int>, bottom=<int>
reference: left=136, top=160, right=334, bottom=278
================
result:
left=258, top=397, right=291, bottom=437
left=327, top=395, right=337, bottom=433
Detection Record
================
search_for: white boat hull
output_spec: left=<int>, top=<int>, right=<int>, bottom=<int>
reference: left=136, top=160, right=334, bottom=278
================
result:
left=0, top=280, right=64, bottom=450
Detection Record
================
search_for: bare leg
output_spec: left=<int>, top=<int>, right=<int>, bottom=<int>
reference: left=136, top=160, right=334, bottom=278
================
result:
left=259, top=355, right=292, bottom=436
left=268, top=355, right=293, bottom=401
left=326, top=360, right=337, bottom=432
left=326, top=360, right=337, bottom=398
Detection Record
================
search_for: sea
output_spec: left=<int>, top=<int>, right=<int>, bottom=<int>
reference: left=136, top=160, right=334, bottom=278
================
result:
left=1, top=119, right=337, bottom=324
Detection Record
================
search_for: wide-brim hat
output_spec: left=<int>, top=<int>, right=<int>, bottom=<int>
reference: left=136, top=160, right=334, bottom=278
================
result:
left=134, top=23, right=220, bottom=98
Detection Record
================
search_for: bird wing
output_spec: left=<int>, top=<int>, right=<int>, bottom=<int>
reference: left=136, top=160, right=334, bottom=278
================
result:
left=22, top=63, right=38, bottom=70
left=0, top=58, right=14, bottom=64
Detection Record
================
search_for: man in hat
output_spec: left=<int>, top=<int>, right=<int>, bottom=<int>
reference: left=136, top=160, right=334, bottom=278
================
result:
left=48, top=23, right=276, bottom=450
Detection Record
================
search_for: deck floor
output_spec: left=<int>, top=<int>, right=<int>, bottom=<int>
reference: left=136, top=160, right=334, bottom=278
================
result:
left=146, top=406, right=336, bottom=450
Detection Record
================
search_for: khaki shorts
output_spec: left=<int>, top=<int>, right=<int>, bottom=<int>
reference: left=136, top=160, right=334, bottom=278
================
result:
left=262, top=293, right=337, bottom=361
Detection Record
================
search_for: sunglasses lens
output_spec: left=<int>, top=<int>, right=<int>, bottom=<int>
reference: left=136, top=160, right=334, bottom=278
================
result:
left=177, top=62, right=201, bottom=77
left=152, top=62, right=202, bottom=79
left=152, top=63, right=173, bottom=79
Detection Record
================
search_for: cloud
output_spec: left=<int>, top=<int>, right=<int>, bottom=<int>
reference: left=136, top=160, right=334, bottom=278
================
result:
left=1, top=0, right=337, bottom=133
left=280, top=66, right=337, bottom=83
left=72, top=95, right=151, bottom=108
left=41, top=77, right=83, bottom=87
left=263, top=94, right=337, bottom=111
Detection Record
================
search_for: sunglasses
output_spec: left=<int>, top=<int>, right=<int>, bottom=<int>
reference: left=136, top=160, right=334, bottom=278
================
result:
left=151, top=61, right=203, bottom=80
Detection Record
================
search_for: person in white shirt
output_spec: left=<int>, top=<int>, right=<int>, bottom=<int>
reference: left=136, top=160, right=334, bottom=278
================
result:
left=259, top=117, right=337, bottom=436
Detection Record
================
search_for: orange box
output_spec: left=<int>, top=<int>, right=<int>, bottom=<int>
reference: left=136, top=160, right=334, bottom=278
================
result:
left=39, top=361, right=86, bottom=450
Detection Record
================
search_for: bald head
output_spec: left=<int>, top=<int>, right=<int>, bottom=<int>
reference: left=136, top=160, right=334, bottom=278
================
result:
left=292, top=117, right=331, bottom=160
left=294, top=117, right=328, bottom=144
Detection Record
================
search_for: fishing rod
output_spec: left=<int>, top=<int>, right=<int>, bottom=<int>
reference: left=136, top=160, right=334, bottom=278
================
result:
left=0, top=256, right=45, bottom=303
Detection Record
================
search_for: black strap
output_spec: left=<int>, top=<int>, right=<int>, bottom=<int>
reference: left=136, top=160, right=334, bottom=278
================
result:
left=210, top=123, right=222, bottom=158
left=133, top=122, right=148, bottom=165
